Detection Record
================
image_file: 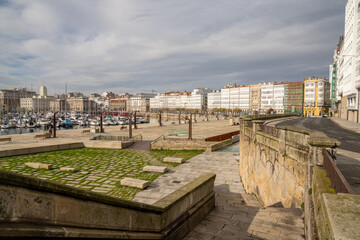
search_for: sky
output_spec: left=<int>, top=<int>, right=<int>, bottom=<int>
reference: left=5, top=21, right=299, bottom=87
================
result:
left=0, top=0, right=347, bottom=95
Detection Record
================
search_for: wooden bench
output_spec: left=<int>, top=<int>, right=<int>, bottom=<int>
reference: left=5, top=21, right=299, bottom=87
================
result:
left=0, top=137, right=11, bottom=143
left=82, top=129, right=91, bottom=134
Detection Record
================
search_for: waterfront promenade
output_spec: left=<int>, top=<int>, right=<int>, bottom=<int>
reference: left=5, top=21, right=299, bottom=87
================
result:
left=0, top=117, right=238, bottom=151
left=0, top=117, right=305, bottom=239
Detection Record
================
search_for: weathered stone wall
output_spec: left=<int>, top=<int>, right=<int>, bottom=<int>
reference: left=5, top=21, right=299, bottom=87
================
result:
left=151, top=137, right=234, bottom=152
left=239, top=124, right=308, bottom=208
left=0, top=170, right=215, bottom=239
left=239, top=119, right=339, bottom=209
left=151, top=137, right=211, bottom=150
left=312, top=167, right=360, bottom=240
left=239, top=118, right=341, bottom=239
left=0, top=142, right=84, bottom=158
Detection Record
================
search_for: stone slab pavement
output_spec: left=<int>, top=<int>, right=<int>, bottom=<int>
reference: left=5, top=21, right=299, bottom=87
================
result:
left=133, top=151, right=305, bottom=240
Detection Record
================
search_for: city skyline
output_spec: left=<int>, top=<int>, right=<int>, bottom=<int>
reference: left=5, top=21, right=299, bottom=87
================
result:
left=0, top=0, right=346, bottom=94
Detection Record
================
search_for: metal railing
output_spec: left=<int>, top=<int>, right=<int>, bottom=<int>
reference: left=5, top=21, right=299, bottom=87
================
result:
left=205, top=131, right=240, bottom=142
left=131, top=134, right=143, bottom=143
left=260, top=125, right=280, bottom=138
left=151, top=135, right=165, bottom=145
left=322, top=148, right=353, bottom=194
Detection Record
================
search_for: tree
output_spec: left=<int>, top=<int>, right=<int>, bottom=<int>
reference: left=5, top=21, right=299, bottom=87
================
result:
left=266, top=108, right=275, bottom=115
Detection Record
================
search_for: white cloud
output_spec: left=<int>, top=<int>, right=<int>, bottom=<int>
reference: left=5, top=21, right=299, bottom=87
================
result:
left=0, top=0, right=347, bottom=94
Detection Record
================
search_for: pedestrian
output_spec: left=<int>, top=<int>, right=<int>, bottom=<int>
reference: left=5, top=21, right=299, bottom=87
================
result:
left=49, top=125, right=53, bottom=135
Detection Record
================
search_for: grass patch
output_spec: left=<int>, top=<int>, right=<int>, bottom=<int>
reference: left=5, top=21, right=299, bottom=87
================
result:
left=0, top=148, right=203, bottom=200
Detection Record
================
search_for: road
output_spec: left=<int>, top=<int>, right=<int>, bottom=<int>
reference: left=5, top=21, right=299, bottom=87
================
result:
left=276, top=117, right=360, bottom=152
left=276, top=117, right=360, bottom=194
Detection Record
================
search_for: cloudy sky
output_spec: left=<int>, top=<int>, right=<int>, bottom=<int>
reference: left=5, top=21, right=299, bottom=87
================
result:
left=0, top=0, right=346, bottom=95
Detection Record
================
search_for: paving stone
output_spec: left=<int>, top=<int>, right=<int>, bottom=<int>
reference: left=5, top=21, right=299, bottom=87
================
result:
left=60, top=167, right=76, bottom=171
left=143, top=165, right=168, bottom=173
left=25, top=162, right=52, bottom=169
left=163, top=157, right=184, bottom=163
left=120, top=178, right=149, bottom=189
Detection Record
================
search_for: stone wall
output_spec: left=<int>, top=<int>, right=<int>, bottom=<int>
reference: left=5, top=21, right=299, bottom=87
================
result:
left=239, top=123, right=308, bottom=207
left=0, top=142, right=84, bottom=157
left=239, top=118, right=341, bottom=239
left=0, top=170, right=215, bottom=239
left=312, top=167, right=360, bottom=240
left=151, top=136, right=233, bottom=152
left=151, top=137, right=212, bottom=151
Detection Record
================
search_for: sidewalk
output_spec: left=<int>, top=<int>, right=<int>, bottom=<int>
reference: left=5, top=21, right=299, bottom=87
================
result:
left=133, top=151, right=305, bottom=240
left=330, top=117, right=360, bottom=133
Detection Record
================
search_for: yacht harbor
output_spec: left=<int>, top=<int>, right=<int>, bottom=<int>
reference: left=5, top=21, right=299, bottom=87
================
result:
left=0, top=112, right=151, bottom=136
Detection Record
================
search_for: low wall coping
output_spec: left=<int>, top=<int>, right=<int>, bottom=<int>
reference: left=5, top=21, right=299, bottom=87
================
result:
left=153, top=173, right=216, bottom=210
left=323, top=193, right=360, bottom=239
left=252, top=120, right=265, bottom=124
left=276, top=125, right=341, bottom=148
left=0, top=169, right=215, bottom=214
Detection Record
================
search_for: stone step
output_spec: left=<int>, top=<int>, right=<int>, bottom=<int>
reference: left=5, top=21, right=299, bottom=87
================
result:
left=163, top=157, right=184, bottom=163
left=120, top=178, right=149, bottom=189
left=25, top=162, right=52, bottom=170
left=143, top=165, right=168, bottom=173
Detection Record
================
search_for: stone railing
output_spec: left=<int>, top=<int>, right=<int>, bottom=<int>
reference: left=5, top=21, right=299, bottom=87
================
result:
left=0, top=170, right=216, bottom=239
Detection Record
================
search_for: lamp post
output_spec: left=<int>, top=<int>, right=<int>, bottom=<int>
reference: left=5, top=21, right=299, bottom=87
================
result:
left=188, top=113, right=192, bottom=140
left=100, top=112, right=104, bottom=133
left=134, top=111, right=137, bottom=129
left=53, top=111, right=58, bottom=138
left=129, top=112, right=133, bottom=138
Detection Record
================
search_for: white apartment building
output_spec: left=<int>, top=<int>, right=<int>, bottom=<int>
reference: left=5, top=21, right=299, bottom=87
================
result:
left=261, top=83, right=274, bottom=113
left=207, top=91, right=221, bottom=110
left=20, top=97, right=50, bottom=112
left=273, top=84, right=285, bottom=113
left=260, top=83, right=285, bottom=113
left=239, top=86, right=250, bottom=110
left=336, top=0, right=360, bottom=122
left=150, top=88, right=210, bottom=111
left=220, top=88, right=230, bottom=109
left=127, top=93, right=155, bottom=112
left=209, top=86, right=250, bottom=111
left=188, top=88, right=211, bottom=110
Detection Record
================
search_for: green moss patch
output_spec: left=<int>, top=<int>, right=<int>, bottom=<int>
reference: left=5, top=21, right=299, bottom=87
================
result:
left=0, top=148, right=202, bottom=200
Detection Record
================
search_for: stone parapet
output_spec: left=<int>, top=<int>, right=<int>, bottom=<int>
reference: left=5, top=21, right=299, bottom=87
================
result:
left=312, top=167, right=360, bottom=240
left=0, top=142, right=84, bottom=158
left=0, top=170, right=215, bottom=239
left=239, top=117, right=341, bottom=239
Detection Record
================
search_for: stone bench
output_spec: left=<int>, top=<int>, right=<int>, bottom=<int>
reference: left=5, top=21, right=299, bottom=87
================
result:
left=82, top=129, right=91, bottom=134
left=120, top=178, right=149, bottom=189
left=143, top=166, right=168, bottom=173
left=0, top=137, right=11, bottom=143
left=25, top=162, right=52, bottom=170
left=34, top=133, right=52, bottom=139
left=163, top=157, right=185, bottom=163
